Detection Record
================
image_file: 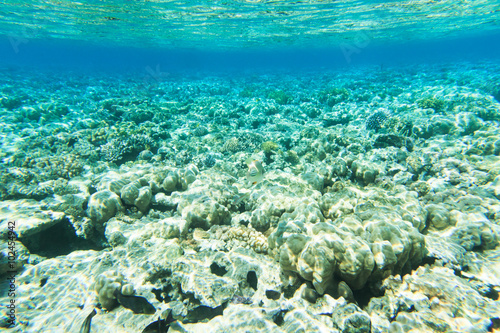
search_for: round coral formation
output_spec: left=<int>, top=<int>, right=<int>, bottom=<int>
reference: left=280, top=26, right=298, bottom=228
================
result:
left=268, top=186, right=427, bottom=294
left=87, top=190, right=123, bottom=231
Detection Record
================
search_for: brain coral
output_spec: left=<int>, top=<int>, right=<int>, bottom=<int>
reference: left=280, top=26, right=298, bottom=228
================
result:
left=270, top=186, right=426, bottom=294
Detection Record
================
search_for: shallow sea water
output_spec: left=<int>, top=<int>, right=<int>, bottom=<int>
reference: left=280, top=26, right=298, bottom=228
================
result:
left=1, top=1, right=500, bottom=333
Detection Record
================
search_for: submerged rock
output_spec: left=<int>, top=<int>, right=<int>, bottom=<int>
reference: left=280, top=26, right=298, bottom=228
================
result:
left=87, top=190, right=123, bottom=231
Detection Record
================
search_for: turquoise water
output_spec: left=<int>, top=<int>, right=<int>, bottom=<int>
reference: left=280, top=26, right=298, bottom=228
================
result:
left=1, top=0, right=500, bottom=70
left=1, top=2, right=500, bottom=333
left=1, top=0, right=499, bottom=50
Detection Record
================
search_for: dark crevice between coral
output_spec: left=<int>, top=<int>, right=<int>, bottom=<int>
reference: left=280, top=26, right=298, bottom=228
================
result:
left=39, top=277, right=48, bottom=287
left=489, top=318, right=500, bottom=331
left=88, top=185, right=97, bottom=195
left=420, top=256, right=436, bottom=267
left=152, top=284, right=174, bottom=303
left=352, top=284, right=379, bottom=309
left=282, top=275, right=310, bottom=299
left=19, top=217, right=104, bottom=258
left=265, top=290, right=281, bottom=300
left=210, top=262, right=228, bottom=277
left=235, top=203, right=247, bottom=214
left=247, top=270, right=258, bottom=290
left=423, top=255, right=465, bottom=277
left=401, top=260, right=419, bottom=279
left=283, top=284, right=298, bottom=299
left=181, top=291, right=200, bottom=306
left=480, top=286, right=499, bottom=301
left=150, top=202, right=177, bottom=212
left=184, top=305, right=224, bottom=324
left=272, top=310, right=287, bottom=326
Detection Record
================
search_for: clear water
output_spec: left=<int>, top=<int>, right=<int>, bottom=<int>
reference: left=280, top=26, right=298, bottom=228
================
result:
left=1, top=0, right=499, bottom=70
left=1, top=2, right=500, bottom=332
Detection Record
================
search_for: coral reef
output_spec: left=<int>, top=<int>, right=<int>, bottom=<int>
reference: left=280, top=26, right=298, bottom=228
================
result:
left=87, top=190, right=124, bottom=232
left=93, top=271, right=132, bottom=310
left=365, top=109, right=389, bottom=132
left=1, top=62, right=500, bottom=332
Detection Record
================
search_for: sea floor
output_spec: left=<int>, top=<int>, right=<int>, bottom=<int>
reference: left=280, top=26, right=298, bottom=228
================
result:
left=0, top=61, right=500, bottom=332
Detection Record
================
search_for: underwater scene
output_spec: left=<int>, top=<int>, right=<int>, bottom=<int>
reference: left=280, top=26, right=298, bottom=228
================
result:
left=1, top=1, right=500, bottom=332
